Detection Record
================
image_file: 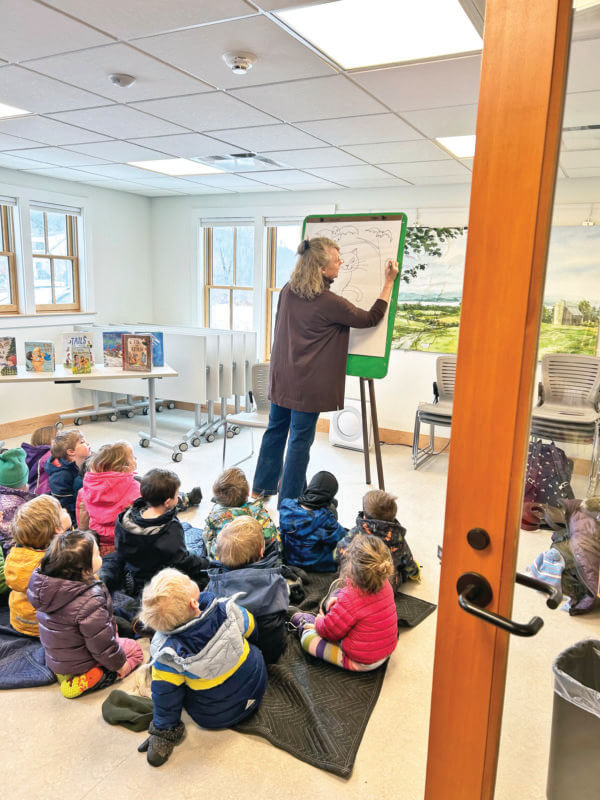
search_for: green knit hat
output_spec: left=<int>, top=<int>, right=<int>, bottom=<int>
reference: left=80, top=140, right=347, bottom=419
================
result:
left=102, top=690, right=153, bottom=732
left=0, top=448, right=29, bottom=489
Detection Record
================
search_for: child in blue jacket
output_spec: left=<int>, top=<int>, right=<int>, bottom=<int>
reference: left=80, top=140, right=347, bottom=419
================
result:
left=278, top=471, right=346, bottom=572
left=45, top=429, right=90, bottom=524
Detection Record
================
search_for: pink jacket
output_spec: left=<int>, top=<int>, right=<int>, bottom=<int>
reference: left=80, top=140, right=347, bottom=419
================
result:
left=79, top=471, right=140, bottom=550
left=315, top=579, right=398, bottom=664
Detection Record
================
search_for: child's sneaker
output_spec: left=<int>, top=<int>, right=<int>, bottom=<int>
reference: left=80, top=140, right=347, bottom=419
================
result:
left=57, top=666, right=114, bottom=699
left=177, top=487, right=203, bottom=511
left=288, top=612, right=316, bottom=633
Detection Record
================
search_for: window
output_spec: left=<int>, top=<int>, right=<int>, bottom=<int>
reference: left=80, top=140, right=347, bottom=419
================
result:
left=265, top=223, right=302, bottom=358
left=203, top=225, right=254, bottom=330
left=0, top=204, right=18, bottom=313
left=30, top=208, right=80, bottom=311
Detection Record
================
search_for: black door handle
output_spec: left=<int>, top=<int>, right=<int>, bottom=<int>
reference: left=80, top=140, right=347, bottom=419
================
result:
left=456, top=570, right=561, bottom=637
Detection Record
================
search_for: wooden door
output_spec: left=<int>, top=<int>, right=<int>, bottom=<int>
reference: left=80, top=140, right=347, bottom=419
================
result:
left=424, top=0, right=572, bottom=797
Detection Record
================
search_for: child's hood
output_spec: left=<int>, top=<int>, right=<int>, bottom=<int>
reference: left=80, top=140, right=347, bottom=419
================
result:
left=5, top=546, right=46, bottom=592
left=27, top=567, right=95, bottom=613
left=207, top=547, right=288, bottom=616
left=356, top=511, right=407, bottom=543
left=119, top=496, right=178, bottom=537
left=21, top=442, right=51, bottom=462
left=83, top=471, right=140, bottom=520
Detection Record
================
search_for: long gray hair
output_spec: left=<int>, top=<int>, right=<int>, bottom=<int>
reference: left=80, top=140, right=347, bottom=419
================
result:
left=289, top=237, right=339, bottom=300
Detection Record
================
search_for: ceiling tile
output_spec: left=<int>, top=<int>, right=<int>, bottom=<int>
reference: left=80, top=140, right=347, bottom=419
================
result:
left=84, top=179, right=183, bottom=195
left=49, top=105, right=187, bottom=138
left=135, top=16, right=334, bottom=90
left=0, top=116, right=109, bottom=145
left=403, top=174, right=472, bottom=185
left=334, top=177, right=411, bottom=188
left=67, top=140, right=174, bottom=162
left=400, top=104, right=478, bottom=138
left=307, top=164, right=391, bottom=181
left=256, top=0, right=338, bottom=8
left=562, top=129, right=600, bottom=151
left=129, top=133, right=235, bottom=158
left=352, top=55, right=481, bottom=112
left=21, top=166, right=102, bottom=180
left=461, top=157, right=473, bottom=170
left=567, top=39, right=600, bottom=94
left=563, top=166, right=600, bottom=178
left=276, top=182, right=335, bottom=191
left=182, top=173, right=268, bottom=190
left=564, top=91, right=600, bottom=128
left=296, top=113, right=421, bottom=145
left=0, top=0, right=112, bottom=62
left=238, top=169, right=332, bottom=186
left=3, top=146, right=108, bottom=167
left=42, top=0, right=256, bottom=40
left=343, top=139, right=450, bottom=163
left=25, top=43, right=211, bottom=104
left=383, top=159, right=469, bottom=178
left=0, top=152, right=56, bottom=170
left=260, top=147, right=363, bottom=168
left=131, top=93, right=275, bottom=131
left=70, top=163, right=171, bottom=181
left=0, top=132, right=42, bottom=150
left=0, top=65, right=109, bottom=113
left=231, top=75, right=386, bottom=122
left=560, top=149, right=600, bottom=169
left=208, top=124, right=323, bottom=152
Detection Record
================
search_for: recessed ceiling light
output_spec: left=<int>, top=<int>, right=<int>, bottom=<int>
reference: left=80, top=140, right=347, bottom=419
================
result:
left=0, top=102, right=31, bottom=119
left=436, top=135, right=476, bottom=158
left=127, top=158, right=224, bottom=176
left=277, top=0, right=482, bottom=70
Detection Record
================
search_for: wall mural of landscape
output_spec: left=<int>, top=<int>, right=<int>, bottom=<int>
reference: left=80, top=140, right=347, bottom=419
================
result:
left=393, top=226, right=600, bottom=357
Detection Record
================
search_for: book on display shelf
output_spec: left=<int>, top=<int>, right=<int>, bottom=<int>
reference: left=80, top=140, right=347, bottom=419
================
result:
left=71, top=345, right=92, bottom=374
left=103, top=331, right=127, bottom=367
left=122, top=334, right=152, bottom=372
left=136, top=331, right=164, bottom=367
left=63, top=333, right=94, bottom=370
left=0, top=336, right=17, bottom=375
left=25, top=340, right=55, bottom=372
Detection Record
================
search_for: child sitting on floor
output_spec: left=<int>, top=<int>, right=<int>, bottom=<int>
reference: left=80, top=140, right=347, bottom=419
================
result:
left=78, top=442, right=140, bottom=556
left=291, top=534, right=398, bottom=671
left=335, top=490, right=420, bottom=591
left=138, top=568, right=267, bottom=766
left=115, top=468, right=208, bottom=596
left=279, top=471, right=347, bottom=572
left=45, top=429, right=90, bottom=525
left=5, top=495, right=71, bottom=636
left=203, top=467, right=279, bottom=559
left=28, top=530, right=143, bottom=698
left=21, top=425, right=54, bottom=495
left=208, top=516, right=288, bottom=663
left=0, top=448, right=36, bottom=555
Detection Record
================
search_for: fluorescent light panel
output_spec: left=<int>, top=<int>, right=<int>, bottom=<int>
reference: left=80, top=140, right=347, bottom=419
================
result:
left=277, top=0, right=482, bottom=70
left=127, top=158, right=224, bottom=176
left=0, top=102, right=31, bottom=119
left=436, top=135, right=476, bottom=157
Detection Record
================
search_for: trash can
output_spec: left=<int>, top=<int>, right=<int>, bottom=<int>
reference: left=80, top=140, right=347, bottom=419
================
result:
left=547, top=639, right=600, bottom=799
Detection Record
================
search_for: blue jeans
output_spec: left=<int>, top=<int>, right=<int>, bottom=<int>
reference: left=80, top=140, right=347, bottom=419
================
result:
left=253, top=403, right=319, bottom=504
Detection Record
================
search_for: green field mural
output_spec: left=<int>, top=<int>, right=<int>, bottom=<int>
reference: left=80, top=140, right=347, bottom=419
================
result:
left=393, top=226, right=600, bottom=357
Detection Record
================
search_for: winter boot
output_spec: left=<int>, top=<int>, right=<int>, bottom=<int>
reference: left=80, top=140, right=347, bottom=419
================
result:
left=138, top=721, right=185, bottom=766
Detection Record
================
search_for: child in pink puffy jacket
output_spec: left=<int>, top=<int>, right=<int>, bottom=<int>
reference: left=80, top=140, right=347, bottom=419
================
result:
left=77, top=442, right=140, bottom=556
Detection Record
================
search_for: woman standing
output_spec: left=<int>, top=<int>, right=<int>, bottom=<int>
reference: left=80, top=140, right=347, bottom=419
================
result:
left=253, top=237, right=398, bottom=504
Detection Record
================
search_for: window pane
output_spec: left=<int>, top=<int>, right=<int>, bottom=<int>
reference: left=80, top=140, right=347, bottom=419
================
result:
left=53, top=259, right=74, bottom=304
left=0, top=255, right=11, bottom=305
left=275, top=225, right=301, bottom=288
left=34, top=258, right=52, bottom=304
left=47, top=212, right=68, bottom=256
left=270, top=290, right=281, bottom=349
left=212, top=227, right=234, bottom=284
left=209, top=288, right=230, bottom=329
left=30, top=210, right=46, bottom=254
left=235, top=226, right=254, bottom=286
left=232, top=289, right=253, bottom=331
left=0, top=211, right=4, bottom=251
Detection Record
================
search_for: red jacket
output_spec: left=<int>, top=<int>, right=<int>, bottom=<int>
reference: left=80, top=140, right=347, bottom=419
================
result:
left=79, top=471, right=140, bottom=550
left=315, top=579, right=398, bottom=664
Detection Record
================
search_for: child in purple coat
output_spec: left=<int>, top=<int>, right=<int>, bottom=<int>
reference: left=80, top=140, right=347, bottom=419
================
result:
left=21, top=425, right=54, bottom=495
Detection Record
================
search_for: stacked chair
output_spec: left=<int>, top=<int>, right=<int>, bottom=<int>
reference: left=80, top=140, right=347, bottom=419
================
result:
left=412, top=355, right=457, bottom=469
left=222, top=362, right=270, bottom=468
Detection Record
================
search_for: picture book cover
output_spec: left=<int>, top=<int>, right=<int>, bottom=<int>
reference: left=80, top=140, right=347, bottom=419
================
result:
left=71, top=345, right=92, bottom=374
left=136, top=330, right=164, bottom=367
left=63, top=333, right=94, bottom=369
left=25, top=340, right=55, bottom=372
left=0, top=336, right=17, bottom=376
left=103, top=331, right=127, bottom=367
left=122, top=334, right=152, bottom=372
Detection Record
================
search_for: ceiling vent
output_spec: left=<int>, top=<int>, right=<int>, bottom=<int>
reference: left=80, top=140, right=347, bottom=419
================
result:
left=193, top=153, right=285, bottom=172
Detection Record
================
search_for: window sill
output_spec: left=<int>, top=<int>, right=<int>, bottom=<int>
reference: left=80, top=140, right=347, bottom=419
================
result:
left=0, top=311, right=97, bottom=329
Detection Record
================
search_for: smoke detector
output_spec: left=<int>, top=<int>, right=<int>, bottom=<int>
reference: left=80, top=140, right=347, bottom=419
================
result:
left=108, top=73, right=136, bottom=88
left=222, top=52, right=257, bottom=75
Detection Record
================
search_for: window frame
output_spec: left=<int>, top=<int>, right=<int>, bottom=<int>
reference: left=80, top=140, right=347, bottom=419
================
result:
left=264, top=222, right=303, bottom=359
left=32, top=209, right=80, bottom=312
left=203, top=225, right=254, bottom=330
left=0, top=204, right=18, bottom=314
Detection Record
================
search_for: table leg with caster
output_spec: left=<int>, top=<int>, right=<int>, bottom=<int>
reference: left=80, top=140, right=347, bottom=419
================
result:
left=138, top=377, right=187, bottom=461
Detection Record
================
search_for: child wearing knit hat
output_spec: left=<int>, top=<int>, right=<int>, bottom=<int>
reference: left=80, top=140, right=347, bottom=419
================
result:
left=0, top=448, right=36, bottom=557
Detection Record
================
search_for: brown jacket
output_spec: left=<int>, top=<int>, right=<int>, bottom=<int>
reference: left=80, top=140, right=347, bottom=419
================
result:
left=269, top=281, right=387, bottom=413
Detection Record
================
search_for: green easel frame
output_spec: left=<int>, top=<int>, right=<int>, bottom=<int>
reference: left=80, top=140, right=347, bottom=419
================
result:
left=302, top=212, right=408, bottom=488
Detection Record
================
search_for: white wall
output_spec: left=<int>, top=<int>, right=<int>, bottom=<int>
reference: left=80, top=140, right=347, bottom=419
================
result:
left=0, top=167, right=152, bottom=425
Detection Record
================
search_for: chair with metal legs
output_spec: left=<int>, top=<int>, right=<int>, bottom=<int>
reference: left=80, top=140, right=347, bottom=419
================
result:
left=222, top=362, right=270, bottom=469
left=412, top=355, right=456, bottom=469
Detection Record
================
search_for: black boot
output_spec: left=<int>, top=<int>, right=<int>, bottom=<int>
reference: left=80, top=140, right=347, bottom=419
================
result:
left=138, top=721, right=185, bottom=767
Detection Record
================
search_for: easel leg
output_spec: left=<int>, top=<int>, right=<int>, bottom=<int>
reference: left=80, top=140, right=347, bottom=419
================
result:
left=368, top=379, right=385, bottom=490
left=359, top=378, right=371, bottom=485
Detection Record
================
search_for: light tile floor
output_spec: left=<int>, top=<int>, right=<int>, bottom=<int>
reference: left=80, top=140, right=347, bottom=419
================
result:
left=2, top=410, right=597, bottom=799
